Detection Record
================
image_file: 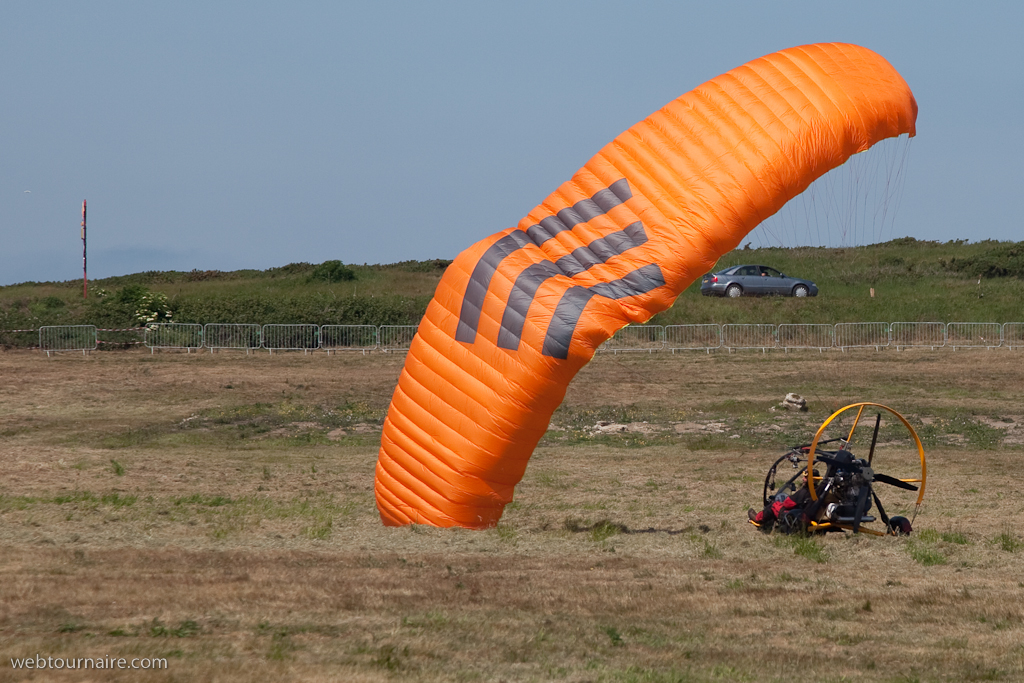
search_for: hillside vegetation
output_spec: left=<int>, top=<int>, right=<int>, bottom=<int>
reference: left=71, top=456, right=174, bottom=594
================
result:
left=1, top=239, right=1022, bottom=342
left=654, top=237, right=1024, bottom=326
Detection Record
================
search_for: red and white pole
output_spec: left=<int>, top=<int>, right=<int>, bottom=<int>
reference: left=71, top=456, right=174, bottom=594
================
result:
left=81, top=200, right=87, bottom=298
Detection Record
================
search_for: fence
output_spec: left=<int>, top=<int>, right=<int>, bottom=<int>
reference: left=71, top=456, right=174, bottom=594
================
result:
left=778, top=324, right=834, bottom=351
left=890, top=322, right=946, bottom=350
left=203, top=324, right=262, bottom=353
left=262, top=324, right=320, bottom=354
left=39, top=325, right=97, bottom=356
left=722, top=324, right=777, bottom=352
left=601, top=325, right=664, bottom=353
left=13, top=321, right=1024, bottom=355
left=665, top=324, right=722, bottom=353
left=320, top=325, right=378, bottom=354
left=1005, top=323, right=1024, bottom=350
left=379, top=325, right=419, bottom=352
left=834, top=322, right=890, bottom=351
left=945, top=322, right=1002, bottom=350
left=145, top=323, right=203, bottom=352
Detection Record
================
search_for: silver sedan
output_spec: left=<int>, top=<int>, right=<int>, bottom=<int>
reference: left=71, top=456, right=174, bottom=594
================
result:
left=700, top=265, right=818, bottom=298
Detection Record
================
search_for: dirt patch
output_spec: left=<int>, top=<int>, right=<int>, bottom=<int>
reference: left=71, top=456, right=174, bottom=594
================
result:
left=673, top=421, right=727, bottom=434
left=590, top=421, right=662, bottom=435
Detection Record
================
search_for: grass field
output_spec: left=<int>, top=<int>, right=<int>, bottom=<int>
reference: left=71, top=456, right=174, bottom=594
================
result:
left=2, top=347, right=1024, bottom=682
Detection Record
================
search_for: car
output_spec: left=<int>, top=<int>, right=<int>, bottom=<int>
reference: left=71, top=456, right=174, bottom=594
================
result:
left=700, top=264, right=818, bottom=298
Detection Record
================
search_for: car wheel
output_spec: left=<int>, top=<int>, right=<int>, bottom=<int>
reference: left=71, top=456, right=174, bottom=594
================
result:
left=726, top=284, right=742, bottom=298
left=793, top=285, right=809, bottom=298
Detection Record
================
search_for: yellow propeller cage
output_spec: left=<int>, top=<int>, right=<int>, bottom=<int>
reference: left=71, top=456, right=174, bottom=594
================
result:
left=806, top=403, right=926, bottom=516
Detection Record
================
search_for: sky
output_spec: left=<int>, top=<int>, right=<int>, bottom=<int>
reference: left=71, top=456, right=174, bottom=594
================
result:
left=1, top=1, right=1022, bottom=286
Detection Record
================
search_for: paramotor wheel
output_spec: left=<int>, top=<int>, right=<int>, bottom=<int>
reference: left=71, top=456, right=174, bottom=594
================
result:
left=888, top=516, right=913, bottom=535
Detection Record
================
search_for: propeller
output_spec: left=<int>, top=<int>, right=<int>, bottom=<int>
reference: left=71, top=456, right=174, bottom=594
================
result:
left=867, top=413, right=881, bottom=465
left=814, top=453, right=917, bottom=491
left=873, top=473, right=919, bottom=491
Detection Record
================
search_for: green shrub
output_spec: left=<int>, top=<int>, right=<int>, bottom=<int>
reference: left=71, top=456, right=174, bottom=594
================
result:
left=309, top=260, right=356, bottom=283
left=40, top=296, right=65, bottom=309
left=941, top=243, right=1024, bottom=279
left=372, top=259, right=452, bottom=273
left=171, top=292, right=426, bottom=325
left=82, top=284, right=173, bottom=327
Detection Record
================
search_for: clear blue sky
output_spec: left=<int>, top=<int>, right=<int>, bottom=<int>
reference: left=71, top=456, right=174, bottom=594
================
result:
left=2, top=1, right=1021, bottom=285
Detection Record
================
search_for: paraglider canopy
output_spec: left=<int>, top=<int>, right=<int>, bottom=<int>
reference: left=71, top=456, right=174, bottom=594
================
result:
left=375, top=43, right=917, bottom=529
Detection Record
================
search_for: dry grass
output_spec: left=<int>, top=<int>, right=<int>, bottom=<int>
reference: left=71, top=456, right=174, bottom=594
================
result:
left=2, top=348, right=1024, bottom=682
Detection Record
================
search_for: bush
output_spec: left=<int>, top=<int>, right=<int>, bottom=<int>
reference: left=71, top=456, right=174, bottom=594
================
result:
left=309, top=260, right=356, bottom=283
left=941, top=244, right=1024, bottom=279
left=263, top=262, right=316, bottom=278
left=40, top=296, right=65, bottom=309
left=171, top=292, right=426, bottom=326
left=374, top=259, right=452, bottom=273
left=87, top=285, right=173, bottom=327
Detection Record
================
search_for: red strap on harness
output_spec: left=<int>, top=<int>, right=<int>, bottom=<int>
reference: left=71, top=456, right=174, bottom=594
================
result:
left=771, top=496, right=798, bottom=517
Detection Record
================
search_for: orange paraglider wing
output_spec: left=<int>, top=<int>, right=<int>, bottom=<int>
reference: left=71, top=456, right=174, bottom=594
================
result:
left=375, top=43, right=917, bottom=528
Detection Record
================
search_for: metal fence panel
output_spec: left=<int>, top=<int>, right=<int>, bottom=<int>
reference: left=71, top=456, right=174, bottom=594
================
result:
left=722, top=324, right=777, bottom=351
left=778, top=324, right=834, bottom=350
left=600, top=325, right=664, bottom=353
left=890, top=322, right=946, bottom=349
left=262, top=324, right=320, bottom=353
left=946, top=322, right=1002, bottom=349
left=39, top=325, right=97, bottom=355
left=145, top=323, right=203, bottom=351
left=665, top=324, right=722, bottom=352
left=379, top=325, right=418, bottom=352
left=1004, top=323, right=1024, bottom=349
left=203, top=323, right=262, bottom=352
left=834, top=322, right=890, bottom=350
left=320, top=325, right=378, bottom=352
